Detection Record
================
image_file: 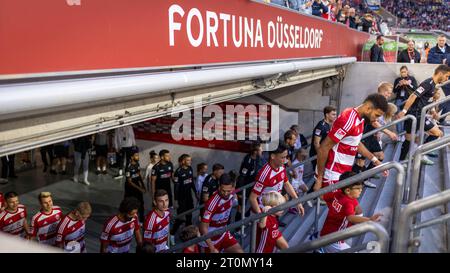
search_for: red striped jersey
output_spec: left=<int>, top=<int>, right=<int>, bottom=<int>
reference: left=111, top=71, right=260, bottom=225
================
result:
left=55, top=213, right=87, bottom=253
left=183, top=245, right=200, bottom=253
left=0, top=193, right=4, bottom=209
left=201, top=191, right=234, bottom=230
left=100, top=215, right=140, bottom=253
left=324, top=108, right=364, bottom=182
left=0, top=204, right=27, bottom=236
left=256, top=215, right=282, bottom=253
left=143, top=210, right=170, bottom=252
left=320, top=191, right=359, bottom=237
left=30, top=206, right=63, bottom=245
left=251, top=163, right=288, bottom=205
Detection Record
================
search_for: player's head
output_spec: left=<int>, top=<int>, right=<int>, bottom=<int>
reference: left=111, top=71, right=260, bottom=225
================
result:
left=218, top=172, right=236, bottom=200
left=250, top=143, right=263, bottom=157
left=212, top=163, right=225, bottom=179
left=400, top=65, right=409, bottom=78
left=269, top=143, right=288, bottom=168
left=130, top=146, right=139, bottom=162
left=38, top=192, right=53, bottom=213
left=75, top=201, right=92, bottom=221
left=149, top=150, right=159, bottom=163
left=433, top=65, right=450, bottom=84
left=159, top=149, right=171, bottom=163
left=437, top=34, right=446, bottom=48
left=283, top=129, right=297, bottom=147
left=197, top=162, right=208, bottom=175
left=339, top=172, right=364, bottom=199
left=362, top=94, right=388, bottom=123
left=5, top=191, right=19, bottom=211
left=377, top=82, right=393, bottom=99
left=153, top=189, right=169, bottom=212
left=376, top=35, right=384, bottom=45
left=179, top=154, right=191, bottom=167
left=119, top=197, right=140, bottom=222
left=180, top=225, right=200, bottom=243
left=261, top=191, right=286, bottom=217
left=323, top=105, right=337, bottom=123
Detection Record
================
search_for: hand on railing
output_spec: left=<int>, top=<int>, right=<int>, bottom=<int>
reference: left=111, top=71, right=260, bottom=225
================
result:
left=370, top=213, right=383, bottom=222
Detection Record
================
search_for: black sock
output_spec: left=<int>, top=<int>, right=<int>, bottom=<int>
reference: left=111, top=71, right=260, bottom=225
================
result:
left=425, top=135, right=438, bottom=143
left=400, top=140, right=410, bottom=161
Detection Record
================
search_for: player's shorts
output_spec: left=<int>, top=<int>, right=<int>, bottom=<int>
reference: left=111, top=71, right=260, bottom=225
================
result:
left=404, top=116, right=435, bottom=134
left=199, top=231, right=238, bottom=253
left=361, top=135, right=382, bottom=153
left=95, top=145, right=108, bottom=157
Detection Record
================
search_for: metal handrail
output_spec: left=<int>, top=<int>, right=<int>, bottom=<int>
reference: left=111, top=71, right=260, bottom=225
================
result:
left=412, top=213, right=450, bottom=231
left=418, top=88, right=450, bottom=146
left=172, top=115, right=415, bottom=221
left=392, top=188, right=450, bottom=253
left=282, top=221, right=389, bottom=253
left=408, top=135, right=450, bottom=203
left=164, top=161, right=405, bottom=253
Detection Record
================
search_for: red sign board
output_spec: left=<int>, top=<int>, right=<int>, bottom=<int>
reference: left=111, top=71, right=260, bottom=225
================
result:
left=0, top=0, right=369, bottom=77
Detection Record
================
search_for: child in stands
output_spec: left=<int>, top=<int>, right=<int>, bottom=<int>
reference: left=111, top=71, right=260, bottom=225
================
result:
left=320, top=171, right=382, bottom=252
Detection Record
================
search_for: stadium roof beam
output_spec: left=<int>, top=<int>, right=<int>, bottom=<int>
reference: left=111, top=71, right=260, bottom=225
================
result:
left=0, top=57, right=355, bottom=156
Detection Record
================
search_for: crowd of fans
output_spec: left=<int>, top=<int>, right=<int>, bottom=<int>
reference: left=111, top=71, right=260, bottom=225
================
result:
left=382, top=0, right=450, bottom=31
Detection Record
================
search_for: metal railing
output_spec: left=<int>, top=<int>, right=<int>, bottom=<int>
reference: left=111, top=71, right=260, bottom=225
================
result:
left=392, top=188, right=450, bottom=253
left=164, top=161, right=405, bottom=253
left=282, top=221, right=389, bottom=253
left=418, top=82, right=450, bottom=146
left=408, top=135, right=450, bottom=203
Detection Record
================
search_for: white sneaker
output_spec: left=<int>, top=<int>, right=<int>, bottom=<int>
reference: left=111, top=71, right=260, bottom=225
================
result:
left=0, top=178, right=8, bottom=184
left=73, top=177, right=78, bottom=183
left=421, top=155, right=434, bottom=165
left=306, top=200, right=314, bottom=208
left=80, top=180, right=90, bottom=186
left=363, top=180, right=377, bottom=189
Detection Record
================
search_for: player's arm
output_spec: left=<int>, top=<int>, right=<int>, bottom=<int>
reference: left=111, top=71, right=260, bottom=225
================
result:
left=199, top=206, right=218, bottom=253
left=283, top=181, right=305, bottom=216
left=100, top=240, right=109, bottom=253
left=22, top=218, right=31, bottom=240
left=173, top=171, right=179, bottom=202
left=151, top=174, right=157, bottom=198
left=275, top=236, right=289, bottom=250
left=347, top=213, right=382, bottom=224
left=249, top=191, right=261, bottom=214
left=314, top=136, right=338, bottom=191
left=28, top=217, right=37, bottom=241
left=127, top=177, right=146, bottom=194
left=398, top=93, right=418, bottom=118
left=357, top=143, right=388, bottom=176
left=372, top=120, right=397, bottom=141
left=258, top=206, right=271, bottom=228
left=135, top=228, right=143, bottom=248
left=201, top=183, right=210, bottom=204
left=313, top=135, right=321, bottom=154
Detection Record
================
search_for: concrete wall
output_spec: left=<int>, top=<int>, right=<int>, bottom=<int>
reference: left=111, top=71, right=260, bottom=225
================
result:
left=341, top=62, right=440, bottom=109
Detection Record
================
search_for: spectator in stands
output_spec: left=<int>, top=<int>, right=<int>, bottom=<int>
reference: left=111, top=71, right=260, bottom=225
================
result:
left=124, top=147, right=146, bottom=223
left=348, top=8, right=358, bottom=29
left=51, top=141, right=70, bottom=175
left=370, top=35, right=385, bottom=62
left=319, top=171, right=382, bottom=252
left=398, top=40, right=421, bottom=64
left=421, top=42, right=431, bottom=62
left=314, top=94, right=388, bottom=192
left=290, top=125, right=308, bottom=151
left=94, top=131, right=109, bottom=175
left=235, top=143, right=264, bottom=222
left=180, top=225, right=200, bottom=253
left=299, top=0, right=313, bottom=14
left=256, top=191, right=289, bottom=253
left=144, top=150, right=159, bottom=194
left=336, top=4, right=349, bottom=25
left=393, top=66, right=418, bottom=133
left=311, top=0, right=328, bottom=17
left=113, top=125, right=136, bottom=179
left=40, top=145, right=54, bottom=173
left=195, top=163, right=208, bottom=202
left=151, top=149, right=174, bottom=208
left=200, top=163, right=224, bottom=206
left=359, top=13, right=374, bottom=33
left=427, top=35, right=450, bottom=65
left=283, top=129, right=298, bottom=167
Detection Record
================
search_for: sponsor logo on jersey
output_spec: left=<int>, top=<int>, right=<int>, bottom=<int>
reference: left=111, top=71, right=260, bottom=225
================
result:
left=272, top=230, right=279, bottom=238
left=315, top=129, right=322, bottom=136
left=203, top=211, right=212, bottom=220
left=416, top=86, right=425, bottom=94
left=254, top=182, right=263, bottom=192
left=334, top=129, right=346, bottom=140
